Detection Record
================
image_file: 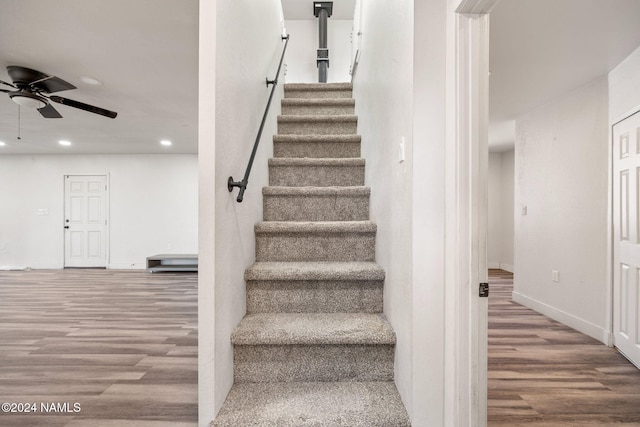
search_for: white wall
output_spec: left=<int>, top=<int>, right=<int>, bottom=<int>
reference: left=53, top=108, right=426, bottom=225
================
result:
left=488, top=149, right=514, bottom=272
left=0, top=154, right=197, bottom=270
left=353, top=0, right=414, bottom=416
left=514, top=77, right=609, bottom=343
left=199, top=0, right=285, bottom=423
left=488, top=152, right=503, bottom=268
left=610, top=45, right=640, bottom=121
left=284, top=20, right=353, bottom=83
left=502, top=149, right=515, bottom=270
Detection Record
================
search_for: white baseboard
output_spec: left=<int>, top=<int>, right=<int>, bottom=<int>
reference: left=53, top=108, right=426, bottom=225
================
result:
left=499, top=263, right=514, bottom=273
left=107, top=263, right=146, bottom=270
left=512, top=291, right=611, bottom=345
left=488, top=262, right=513, bottom=273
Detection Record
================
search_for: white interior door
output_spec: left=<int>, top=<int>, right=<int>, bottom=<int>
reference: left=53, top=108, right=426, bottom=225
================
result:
left=64, top=175, right=108, bottom=268
left=613, top=110, right=640, bottom=367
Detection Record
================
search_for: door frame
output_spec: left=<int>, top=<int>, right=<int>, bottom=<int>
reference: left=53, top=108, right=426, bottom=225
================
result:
left=63, top=173, right=110, bottom=268
left=609, top=105, right=640, bottom=353
left=447, top=1, right=498, bottom=426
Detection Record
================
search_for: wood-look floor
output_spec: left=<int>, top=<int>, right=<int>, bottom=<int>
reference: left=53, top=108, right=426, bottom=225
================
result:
left=0, top=269, right=197, bottom=427
left=488, top=269, right=640, bottom=426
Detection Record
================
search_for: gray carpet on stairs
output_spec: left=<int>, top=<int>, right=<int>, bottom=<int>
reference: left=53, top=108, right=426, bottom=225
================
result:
left=211, top=82, right=411, bottom=426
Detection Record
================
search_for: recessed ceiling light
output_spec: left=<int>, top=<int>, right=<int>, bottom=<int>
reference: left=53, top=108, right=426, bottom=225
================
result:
left=160, top=140, right=172, bottom=146
left=59, top=140, right=72, bottom=146
left=79, top=76, right=103, bottom=86
left=0, top=141, right=6, bottom=147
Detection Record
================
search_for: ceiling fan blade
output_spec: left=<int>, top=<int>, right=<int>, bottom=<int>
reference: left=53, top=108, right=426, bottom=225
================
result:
left=7, top=66, right=76, bottom=93
left=0, top=79, right=16, bottom=89
left=49, top=95, right=117, bottom=119
left=38, top=103, right=63, bottom=119
left=0, top=88, right=11, bottom=93
left=30, top=75, right=76, bottom=94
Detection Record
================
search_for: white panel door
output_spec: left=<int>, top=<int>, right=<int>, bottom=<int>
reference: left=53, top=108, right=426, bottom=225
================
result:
left=64, top=175, right=108, bottom=268
left=613, top=111, right=640, bottom=367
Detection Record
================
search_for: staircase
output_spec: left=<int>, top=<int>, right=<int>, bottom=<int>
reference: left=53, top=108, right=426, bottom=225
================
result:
left=212, top=83, right=411, bottom=427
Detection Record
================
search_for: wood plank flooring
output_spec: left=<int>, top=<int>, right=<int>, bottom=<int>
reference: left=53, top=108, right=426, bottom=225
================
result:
left=488, top=269, right=640, bottom=426
left=0, top=269, right=197, bottom=427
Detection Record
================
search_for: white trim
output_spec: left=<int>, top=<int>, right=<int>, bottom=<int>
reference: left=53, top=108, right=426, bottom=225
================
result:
left=499, top=263, right=513, bottom=273
left=62, top=173, right=110, bottom=269
left=456, top=0, right=501, bottom=14
left=488, top=262, right=513, bottom=272
left=609, top=105, right=640, bottom=352
left=513, top=291, right=612, bottom=345
left=445, top=11, right=490, bottom=427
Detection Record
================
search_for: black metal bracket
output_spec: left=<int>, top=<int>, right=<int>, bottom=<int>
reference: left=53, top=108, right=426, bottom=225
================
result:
left=479, top=283, right=489, bottom=298
left=313, top=2, right=333, bottom=17
left=227, top=177, right=247, bottom=203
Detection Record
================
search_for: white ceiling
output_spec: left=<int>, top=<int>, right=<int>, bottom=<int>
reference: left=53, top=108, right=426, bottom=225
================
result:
left=0, top=0, right=198, bottom=155
left=282, top=0, right=356, bottom=20
left=489, top=0, right=640, bottom=150
left=1, top=0, right=640, bottom=155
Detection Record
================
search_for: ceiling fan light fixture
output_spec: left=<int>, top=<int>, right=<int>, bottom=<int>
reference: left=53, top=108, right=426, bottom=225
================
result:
left=9, top=92, right=47, bottom=109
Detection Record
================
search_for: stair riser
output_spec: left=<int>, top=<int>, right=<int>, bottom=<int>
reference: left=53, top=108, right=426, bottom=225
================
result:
left=255, top=232, right=376, bottom=262
left=274, top=141, right=361, bottom=158
left=264, top=194, right=369, bottom=221
left=278, top=120, right=357, bottom=135
left=247, top=281, right=383, bottom=313
left=269, top=165, right=365, bottom=187
left=234, top=344, right=394, bottom=382
left=281, top=104, right=355, bottom=115
left=284, top=89, right=352, bottom=99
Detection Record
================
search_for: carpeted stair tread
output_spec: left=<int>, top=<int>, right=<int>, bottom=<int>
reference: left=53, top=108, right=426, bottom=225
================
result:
left=255, top=220, right=375, bottom=234
left=211, top=381, right=411, bottom=427
left=278, top=114, right=357, bottom=123
left=269, top=157, right=365, bottom=167
left=285, top=82, right=353, bottom=91
left=281, top=98, right=355, bottom=106
left=263, top=186, right=369, bottom=196
left=273, top=135, right=362, bottom=159
left=273, top=134, right=361, bottom=143
left=231, top=312, right=396, bottom=346
left=245, top=261, right=385, bottom=281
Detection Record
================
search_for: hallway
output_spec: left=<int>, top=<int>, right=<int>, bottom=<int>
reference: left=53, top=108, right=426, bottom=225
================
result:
left=488, top=270, right=640, bottom=426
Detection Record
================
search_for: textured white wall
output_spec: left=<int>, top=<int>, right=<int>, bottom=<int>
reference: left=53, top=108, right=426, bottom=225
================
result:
left=501, top=149, right=515, bottom=271
left=610, top=45, right=640, bottom=121
left=284, top=20, right=354, bottom=83
left=514, top=77, right=609, bottom=342
left=0, top=154, right=197, bottom=270
left=209, top=0, right=285, bottom=421
left=488, top=152, right=503, bottom=268
left=353, top=0, right=414, bottom=416
left=488, top=150, right=515, bottom=271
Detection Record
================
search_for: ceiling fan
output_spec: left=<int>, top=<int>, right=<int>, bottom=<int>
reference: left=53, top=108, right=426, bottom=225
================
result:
left=0, top=66, right=117, bottom=119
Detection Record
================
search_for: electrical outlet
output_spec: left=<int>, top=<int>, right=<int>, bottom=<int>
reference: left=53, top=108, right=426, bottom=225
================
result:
left=552, top=270, right=559, bottom=282
left=521, top=206, right=528, bottom=215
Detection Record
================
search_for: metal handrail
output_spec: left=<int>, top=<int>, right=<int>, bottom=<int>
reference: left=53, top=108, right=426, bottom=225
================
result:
left=228, top=34, right=290, bottom=203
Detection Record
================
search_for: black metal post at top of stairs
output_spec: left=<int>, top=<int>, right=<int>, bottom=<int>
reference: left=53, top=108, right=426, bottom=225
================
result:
left=314, top=2, right=333, bottom=83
